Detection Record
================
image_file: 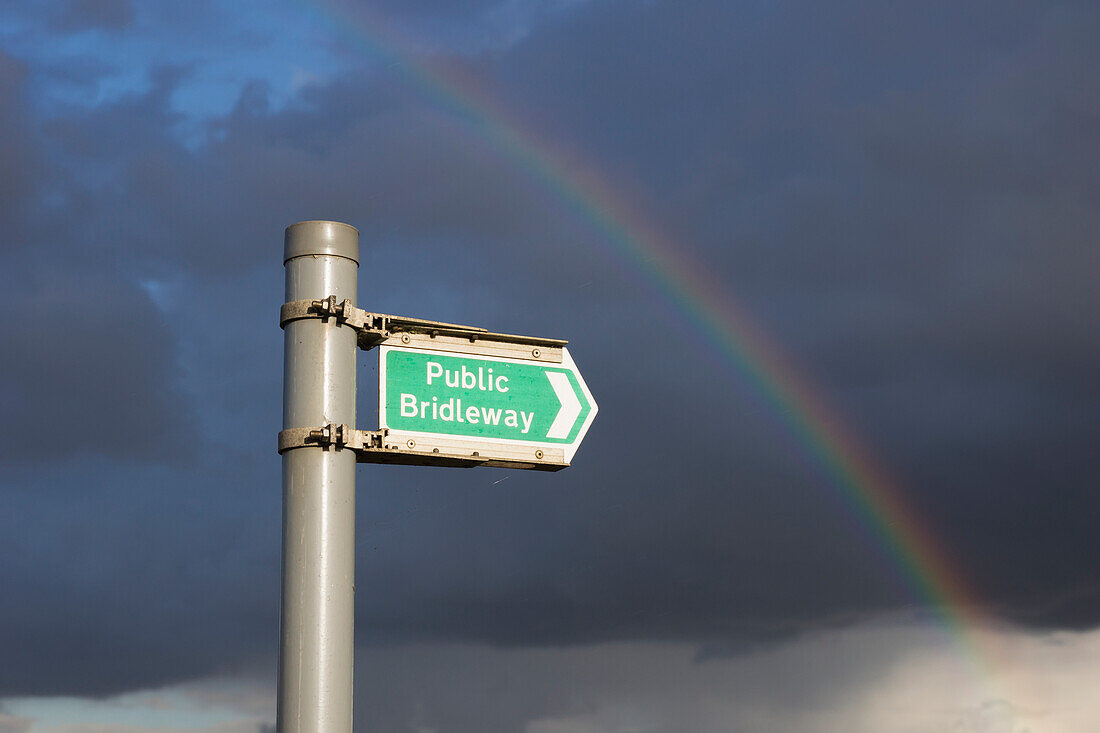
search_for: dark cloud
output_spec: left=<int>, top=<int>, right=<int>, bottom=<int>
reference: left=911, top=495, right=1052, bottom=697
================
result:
left=47, top=0, right=134, bottom=32
left=0, top=452, right=281, bottom=695
left=0, top=52, right=37, bottom=222
left=345, top=625, right=1084, bottom=733
left=0, top=57, right=195, bottom=464
left=326, top=0, right=576, bottom=51
left=0, top=267, right=196, bottom=462
left=0, top=0, right=1098, bottom=704
left=355, top=0, right=502, bottom=19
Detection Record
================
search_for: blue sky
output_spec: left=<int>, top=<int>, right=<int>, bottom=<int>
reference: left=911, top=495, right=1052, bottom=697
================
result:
left=0, top=1, right=345, bottom=142
left=0, top=0, right=587, bottom=130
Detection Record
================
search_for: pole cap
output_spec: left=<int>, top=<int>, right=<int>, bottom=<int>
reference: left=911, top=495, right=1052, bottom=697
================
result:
left=284, top=221, right=359, bottom=264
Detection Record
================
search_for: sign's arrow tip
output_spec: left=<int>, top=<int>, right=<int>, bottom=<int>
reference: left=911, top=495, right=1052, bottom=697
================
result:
left=546, top=371, right=582, bottom=440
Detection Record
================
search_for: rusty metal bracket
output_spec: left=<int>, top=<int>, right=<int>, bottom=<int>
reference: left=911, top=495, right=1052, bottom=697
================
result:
left=277, top=424, right=370, bottom=453
left=278, top=424, right=565, bottom=471
left=280, top=297, right=371, bottom=330
left=280, top=297, right=568, bottom=363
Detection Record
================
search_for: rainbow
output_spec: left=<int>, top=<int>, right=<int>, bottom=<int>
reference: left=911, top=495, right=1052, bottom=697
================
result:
left=296, top=0, right=1016, bottom=693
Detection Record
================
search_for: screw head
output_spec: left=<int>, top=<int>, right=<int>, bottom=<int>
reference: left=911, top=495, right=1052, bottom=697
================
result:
left=535, top=449, right=544, bottom=460
left=532, top=348, right=541, bottom=358
left=400, top=333, right=411, bottom=344
left=406, top=439, right=416, bottom=449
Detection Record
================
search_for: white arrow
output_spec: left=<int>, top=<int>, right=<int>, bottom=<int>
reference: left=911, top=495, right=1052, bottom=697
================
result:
left=546, top=371, right=581, bottom=440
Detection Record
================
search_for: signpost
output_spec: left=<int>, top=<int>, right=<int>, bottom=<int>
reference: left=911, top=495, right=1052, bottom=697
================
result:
left=379, top=345, right=597, bottom=466
left=278, top=221, right=357, bottom=733
left=278, top=220, right=597, bottom=733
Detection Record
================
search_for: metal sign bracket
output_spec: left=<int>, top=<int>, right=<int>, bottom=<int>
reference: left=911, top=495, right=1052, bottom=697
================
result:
left=278, top=423, right=566, bottom=471
left=280, top=297, right=568, bottom=363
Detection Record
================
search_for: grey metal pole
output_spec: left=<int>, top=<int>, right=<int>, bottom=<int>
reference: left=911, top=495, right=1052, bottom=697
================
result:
left=278, top=221, right=358, bottom=733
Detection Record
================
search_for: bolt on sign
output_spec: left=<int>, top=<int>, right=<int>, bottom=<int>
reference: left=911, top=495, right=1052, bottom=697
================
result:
left=379, top=345, right=597, bottom=466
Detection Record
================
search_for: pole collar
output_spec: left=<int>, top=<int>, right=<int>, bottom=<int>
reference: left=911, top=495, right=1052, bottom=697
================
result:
left=284, top=220, right=359, bottom=264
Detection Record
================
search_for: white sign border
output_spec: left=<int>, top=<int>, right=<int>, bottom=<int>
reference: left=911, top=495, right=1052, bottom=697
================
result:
left=378, top=344, right=597, bottom=464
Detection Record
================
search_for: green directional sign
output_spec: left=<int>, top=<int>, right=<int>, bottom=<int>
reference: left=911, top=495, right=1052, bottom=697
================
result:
left=379, top=345, right=597, bottom=465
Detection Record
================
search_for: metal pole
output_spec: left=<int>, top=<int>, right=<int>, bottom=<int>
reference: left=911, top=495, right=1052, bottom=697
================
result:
left=278, top=221, right=358, bottom=733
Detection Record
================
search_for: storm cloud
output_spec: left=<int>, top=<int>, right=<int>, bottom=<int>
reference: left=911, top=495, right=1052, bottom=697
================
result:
left=0, top=0, right=1098, bottom=723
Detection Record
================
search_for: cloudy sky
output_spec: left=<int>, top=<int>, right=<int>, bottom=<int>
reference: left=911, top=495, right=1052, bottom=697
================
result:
left=1, top=1, right=1098, bottom=731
